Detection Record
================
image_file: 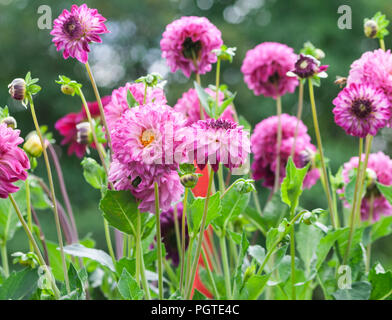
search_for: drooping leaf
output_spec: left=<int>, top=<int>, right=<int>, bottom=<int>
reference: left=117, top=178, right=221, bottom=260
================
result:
left=117, top=269, right=144, bottom=300
left=81, top=157, right=106, bottom=190
left=0, top=268, right=39, bottom=300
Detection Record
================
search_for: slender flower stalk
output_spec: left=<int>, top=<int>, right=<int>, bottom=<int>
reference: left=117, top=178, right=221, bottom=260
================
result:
left=220, top=235, right=232, bottom=299
left=290, top=81, right=304, bottom=158
left=290, top=208, right=296, bottom=300
left=179, top=188, right=189, bottom=292
left=173, top=205, right=182, bottom=263
left=47, top=143, right=78, bottom=242
left=308, top=79, right=336, bottom=228
left=9, top=194, right=60, bottom=299
left=31, top=207, right=50, bottom=265
left=273, top=96, right=283, bottom=193
left=185, top=167, right=214, bottom=299
left=25, top=178, right=33, bottom=252
left=366, top=192, right=375, bottom=272
left=154, top=182, right=164, bottom=299
left=201, top=247, right=220, bottom=299
left=343, top=138, right=363, bottom=264
left=0, top=241, right=9, bottom=277
left=380, top=38, right=386, bottom=51
left=27, top=94, right=70, bottom=293
left=85, top=62, right=113, bottom=153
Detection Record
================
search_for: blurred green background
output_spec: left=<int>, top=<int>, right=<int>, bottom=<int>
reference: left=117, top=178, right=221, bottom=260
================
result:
left=1, top=0, right=392, bottom=269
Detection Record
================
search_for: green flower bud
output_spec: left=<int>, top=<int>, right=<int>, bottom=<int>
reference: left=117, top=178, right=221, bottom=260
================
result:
left=8, top=78, right=26, bottom=101
left=243, top=265, right=256, bottom=283
left=61, top=84, right=75, bottom=95
left=23, top=133, right=43, bottom=158
left=235, top=179, right=256, bottom=194
left=364, top=20, right=378, bottom=38
left=1, top=116, right=17, bottom=129
left=180, top=173, right=199, bottom=188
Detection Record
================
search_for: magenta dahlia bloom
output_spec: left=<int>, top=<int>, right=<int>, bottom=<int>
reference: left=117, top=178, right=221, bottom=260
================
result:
left=188, top=119, right=250, bottom=172
left=341, top=152, right=392, bottom=221
left=50, top=4, right=109, bottom=63
left=241, top=42, right=299, bottom=98
left=55, top=96, right=111, bottom=158
left=109, top=160, right=184, bottom=213
left=0, top=124, right=30, bottom=198
left=111, top=103, right=188, bottom=168
left=174, top=88, right=234, bottom=126
left=332, top=83, right=390, bottom=138
left=160, top=16, right=223, bottom=77
left=289, top=54, right=329, bottom=79
left=251, top=114, right=319, bottom=189
left=104, top=82, right=167, bottom=131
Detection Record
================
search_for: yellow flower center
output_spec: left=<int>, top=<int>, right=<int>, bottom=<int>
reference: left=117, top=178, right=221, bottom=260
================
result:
left=140, top=129, right=155, bottom=147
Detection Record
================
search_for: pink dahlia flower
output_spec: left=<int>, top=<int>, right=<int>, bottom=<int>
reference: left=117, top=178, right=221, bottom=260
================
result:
left=341, top=152, right=392, bottom=221
left=109, top=160, right=184, bottom=213
left=55, top=96, right=111, bottom=158
left=111, top=103, right=188, bottom=168
left=241, top=42, right=299, bottom=98
left=251, top=114, right=319, bottom=189
left=347, top=49, right=392, bottom=124
left=50, top=4, right=109, bottom=63
left=104, top=82, right=167, bottom=130
left=174, top=88, right=234, bottom=126
left=188, top=119, right=250, bottom=172
left=0, top=123, right=30, bottom=198
left=332, top=83, right=390, bottom=138
left=160, top=16, right=223, bottom=77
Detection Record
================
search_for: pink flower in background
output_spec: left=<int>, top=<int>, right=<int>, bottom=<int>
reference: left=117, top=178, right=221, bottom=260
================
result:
left=241, top=42, right=298, bottom=98
left=332, top=83, right=390, bottom=138
left=50, top=4, right=109, bottom=63
left=55, top=96, right=111, bottom=158
left=341, top=152, right=392, bottom=221
left=109, top=160, right=184, bottom=213
left=290, top=54, right=329, bottom=79
left=189, top=119, right=250, bottom=172
left=348, top=49, right=392, bottom=125
left=104, top=82, right=167, bottom=130
left=0, top=124, right=30, bottom=198
left=251, top=114, right=319, bottom=189
left=160, top=16, right=223, bottom=77
left=111, top=103, right=188, bottom=168
left=174, top=88, right=235, bottom=126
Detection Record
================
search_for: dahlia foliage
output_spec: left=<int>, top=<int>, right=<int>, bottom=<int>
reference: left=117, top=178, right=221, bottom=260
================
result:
left=2, top=4, right=392, bottom=303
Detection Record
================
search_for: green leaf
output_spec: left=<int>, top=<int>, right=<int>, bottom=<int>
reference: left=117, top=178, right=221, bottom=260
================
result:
left=81, top=157, right=106, bottom=190
left=192, top=289, right=207, bottom=300
left=187, top=192, right=221, bottom=236
left=345, top=173, right=358, bottom=205
left=194, top=81, right=212, bottom=118
left=243, top=274, right=270, bottom=300
left=370, top=215, right=392, bottom=242
left=243, top=206, right=267, bottom=234
left=368, top=263, right=392, bottom=300
left=63, top=243, right=115, bottom=272
left=248, top=245, right=266, bottom=266
left=117, top=269, right=144, bottom=300
left=296, top=224, right=323, bottom=277
left=61, top=264, right=85, bottom=300
left=262, top=193, right=289, bottom=228
left=214, top=184, right=249, bottom=229
left=127, top=90, right=138, bottom=108
left=332, top=281, right=372, bottom=300
left=100, top=190, right=147, bottom=236
left=238, top=115, right=251, bottom=132
left=281, top=157, right=309, bottom=210
left=233, top=232, right=249, bottom=298
left=376, top=182, right=392, bottom=205
left=0, top=268, right=39, bottom=300
left=217, top=93, right=236, bottom=117
left=316, top=228, right=346, bottom=270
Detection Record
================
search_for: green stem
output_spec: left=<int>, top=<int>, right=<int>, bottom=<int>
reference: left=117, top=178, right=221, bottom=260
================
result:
left=201, top=248, right=220, bottom=299
left=366, top=192, right=375, bottom=272
left=25, top=178, right=33, bottom=252
left=140, top=243, right=151, bottom=300
left=185, top=168, right=214, bottom=299
left=220, top=235, right=232, bottom=299
left=343, top=138, right=363, bottom=264
left=163, top=259, right=178, bottom=287
left=0, top=242, right=9, bottom=278
left=173, top=204, right=182, bottom=265
left=135, top=210, right=141, bottom=286
left=184, top=237, right=194, bottom=296
left=290, top=209, right=296, bottom=300
left=103, top=219, right=116, bottom=264
left=215, top=57, right=221, bottom=118
left=179, top=188, right=189, bottom=292
left=218, top=164, right=225, bottom=193
left=84, top=62, right=113, bottom=153
left=9, top=194, right=60, bottom=299
left=380, top=38, right=386, bottom=51
left=308, top=79, right=336, bottom=228
left=143, top=83, right=147, bottom=105
left=154, top=182, right=164, bottom=299
left=290, top=81, right=304, bottom=158
left=28, top=95, right=70, bottom=294
left=273, top=96, right=282, bottom=194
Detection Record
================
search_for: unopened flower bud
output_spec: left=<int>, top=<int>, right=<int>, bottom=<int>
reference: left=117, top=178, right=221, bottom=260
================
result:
left=23, top=133, right=43, bottom=158
left=235, top=179, right=256, bottom=194
left=1, top=116, right=17, bottom=129
left=302, top=211, right=313, bottom=225
left=76, top=122, right=92, bottom=145
left=243, top=265, right=256, bottom=283
left=61, top=84, right=75, bottom=95
left=8, top=78, right=26, bottom=101
left=180, top=173, right=199, bottom=188
left=364, top=20, right=378, bottom=39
